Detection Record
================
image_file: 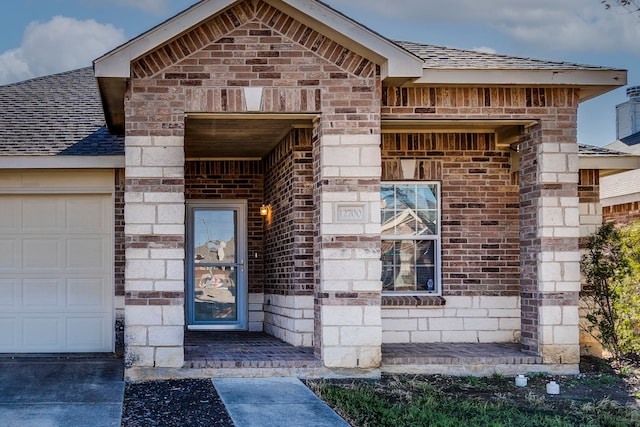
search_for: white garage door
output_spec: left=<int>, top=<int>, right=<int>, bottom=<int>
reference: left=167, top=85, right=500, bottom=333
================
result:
left=0, top=194, right=113, bottom=353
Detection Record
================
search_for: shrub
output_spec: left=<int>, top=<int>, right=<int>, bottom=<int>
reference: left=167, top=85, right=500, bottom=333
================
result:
left=581, top=221, right=640, bottom=359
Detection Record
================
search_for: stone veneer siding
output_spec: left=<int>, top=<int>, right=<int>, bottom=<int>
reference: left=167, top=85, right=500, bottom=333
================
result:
left=519, top=122, right=581, bottom=364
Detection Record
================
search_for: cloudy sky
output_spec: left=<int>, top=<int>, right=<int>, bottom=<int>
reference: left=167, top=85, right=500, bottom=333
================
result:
left=1, top=0, right=638, bottom=146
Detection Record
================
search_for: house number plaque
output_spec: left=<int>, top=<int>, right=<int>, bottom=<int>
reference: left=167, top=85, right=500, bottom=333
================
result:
left=335, top=204, right=367, bottom=223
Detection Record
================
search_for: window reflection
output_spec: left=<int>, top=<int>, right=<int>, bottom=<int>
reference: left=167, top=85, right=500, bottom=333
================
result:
left=381, top=183, right=440, bottom=293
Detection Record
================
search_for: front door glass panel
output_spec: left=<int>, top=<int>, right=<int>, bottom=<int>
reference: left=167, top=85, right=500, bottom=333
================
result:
left=187, top=203, right=247, bottom=329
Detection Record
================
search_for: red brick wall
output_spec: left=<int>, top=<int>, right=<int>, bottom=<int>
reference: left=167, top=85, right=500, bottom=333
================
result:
left=603, top=202, right=640, bottom=225
left=579, top=169, right=600, bottom=249
left=126, top=0, right=378, bottom=138
left=381, top=133, right=520, bottom=296
left=380, top=87, right=580, bottom=355
left=263, top=128, right=314, bottom=296
left=382, top=87, right=579, bottom=119
left=114, top=169, right=125, bottom=297
left=578, top=170, right=599, bottom=204
left=184, top=161, right=265, bottom=293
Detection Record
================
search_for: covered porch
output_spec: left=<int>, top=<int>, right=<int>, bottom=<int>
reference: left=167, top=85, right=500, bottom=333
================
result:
left=126, top=331, right=553, bottom=380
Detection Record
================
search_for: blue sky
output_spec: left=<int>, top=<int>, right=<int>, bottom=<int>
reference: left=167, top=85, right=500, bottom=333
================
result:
left=1, top=0, right=638, bottom=147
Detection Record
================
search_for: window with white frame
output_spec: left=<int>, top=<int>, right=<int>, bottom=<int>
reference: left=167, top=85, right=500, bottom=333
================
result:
left=381, top=182, right=441, bottom=294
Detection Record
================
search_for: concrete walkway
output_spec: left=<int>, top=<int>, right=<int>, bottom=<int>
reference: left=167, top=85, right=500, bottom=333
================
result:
left=0, top=357, right=124, bottom=427
left=213, top=377, right=350, bottom=427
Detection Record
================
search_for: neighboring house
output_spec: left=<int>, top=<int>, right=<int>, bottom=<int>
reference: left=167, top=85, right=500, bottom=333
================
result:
left=0, top=0, right=633, bottom=378
left=601, top=86, right=640, bottom=224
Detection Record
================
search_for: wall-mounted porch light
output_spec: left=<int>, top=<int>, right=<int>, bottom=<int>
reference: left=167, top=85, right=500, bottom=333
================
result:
left=259, top=204, right=271, bottom=216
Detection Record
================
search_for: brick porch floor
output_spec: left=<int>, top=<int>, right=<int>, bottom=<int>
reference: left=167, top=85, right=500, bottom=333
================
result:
left=184, top=331, right=322, bottom=369
left=383, top=342, right=543, bottom=365
left=184, top=331, right=543, bottom=370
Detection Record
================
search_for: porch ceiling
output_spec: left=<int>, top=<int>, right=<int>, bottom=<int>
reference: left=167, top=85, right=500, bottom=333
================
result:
left=184, top=113, right=315, bottom=160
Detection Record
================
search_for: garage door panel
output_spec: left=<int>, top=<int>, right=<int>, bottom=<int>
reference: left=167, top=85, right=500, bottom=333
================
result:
left=22, top=238, right=61, bottom=269
left=23, top=317, right=61, bottom=348
left=66, top=198, right=110, bottom=233
left=23, top=279, right=61, bottom=310
left=0, top=318, right=18, bottom=348
left=0, top=239, right=18, bottom=270
left=66, top=238, right=107, bottom=271
left=0, top=280, right=19, bottom=309
left=67, top=317, right=107, bottom=349
left=0, top=198, right=19, bottom=230
left=22, top=198, right=62, bottom=230
left=0, top=192, right=113, bottom=353
left=67, top=279, right=107, bottom=310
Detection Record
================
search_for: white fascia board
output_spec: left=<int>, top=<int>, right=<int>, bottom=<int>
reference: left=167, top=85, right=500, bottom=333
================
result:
left=270, top=0, right=423, bottom=79
left=413, top=69, right=627, bottom=98
left=579, top=156, right=640, bottom=171
left=601, top=193, right=640, bottom=207
left=94, top=0, right=237, bottom=77
left=0, top=156, right=125, bottom=169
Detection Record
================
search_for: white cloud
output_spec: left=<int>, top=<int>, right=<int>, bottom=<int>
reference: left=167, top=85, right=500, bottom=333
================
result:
left=473, top=46, right=497, bottom=54
left=114, top=0, right=171, bottom=15
left=0, top=16, right=126, bottom=85
left=326, top=0, right=640, bottom=54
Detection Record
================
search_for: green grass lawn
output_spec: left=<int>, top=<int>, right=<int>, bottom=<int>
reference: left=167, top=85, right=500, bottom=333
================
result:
left=307, top=370, right=640, bottom=427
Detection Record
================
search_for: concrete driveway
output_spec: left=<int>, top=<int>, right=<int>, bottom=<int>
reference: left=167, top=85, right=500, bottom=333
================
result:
left=0, top=356, right=124, bottom=427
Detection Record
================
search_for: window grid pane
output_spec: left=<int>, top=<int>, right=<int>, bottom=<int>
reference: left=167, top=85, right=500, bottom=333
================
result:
left=381, top=182, right=440, bottom=294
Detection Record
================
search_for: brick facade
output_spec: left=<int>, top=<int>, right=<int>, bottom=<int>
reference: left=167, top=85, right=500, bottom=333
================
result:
left=115, top=169, right=126, bottom=297
left=379, top=132, right=521, bottom=344
left=263, top=128, right=314, bottom=296
left=381, top=132, right=520, bottom=297
left=184, top=160, right=265, bottom=295
left=117, top=0, right=586, bottom=371
left=376, top=86, right=582, bottom=365
left=578, top=169, right=601, bottom=248
left=114, top=169, right=126, bottom=355
left=603, top=202, right=640, bottom=224
left=123, top=0, right=382, bottom=368
left=126, top=0, right=377, bottom=136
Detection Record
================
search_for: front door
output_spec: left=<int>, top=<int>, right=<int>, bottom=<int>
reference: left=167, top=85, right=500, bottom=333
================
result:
left=186, top=201, right=247, bottom=330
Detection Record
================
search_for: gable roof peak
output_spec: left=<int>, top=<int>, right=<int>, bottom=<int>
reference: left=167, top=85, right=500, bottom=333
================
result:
left=94, top=0, right=423, bottom=80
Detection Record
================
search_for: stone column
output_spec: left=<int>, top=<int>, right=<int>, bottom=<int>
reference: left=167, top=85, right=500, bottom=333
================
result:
left=314, top=133, right=383, bottom=369
left=520, top=123, right=581, bottom=365
left=124, top=136, right=186, bottom=369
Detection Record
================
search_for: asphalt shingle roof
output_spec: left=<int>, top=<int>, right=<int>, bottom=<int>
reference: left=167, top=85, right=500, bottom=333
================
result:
left=0, top=67, right=124, bottom=156
left=395, top=41, right=619, bottom=71
left=578, top=144, right=636, bottom=157
left=0, top=42, right=623, bottom=157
